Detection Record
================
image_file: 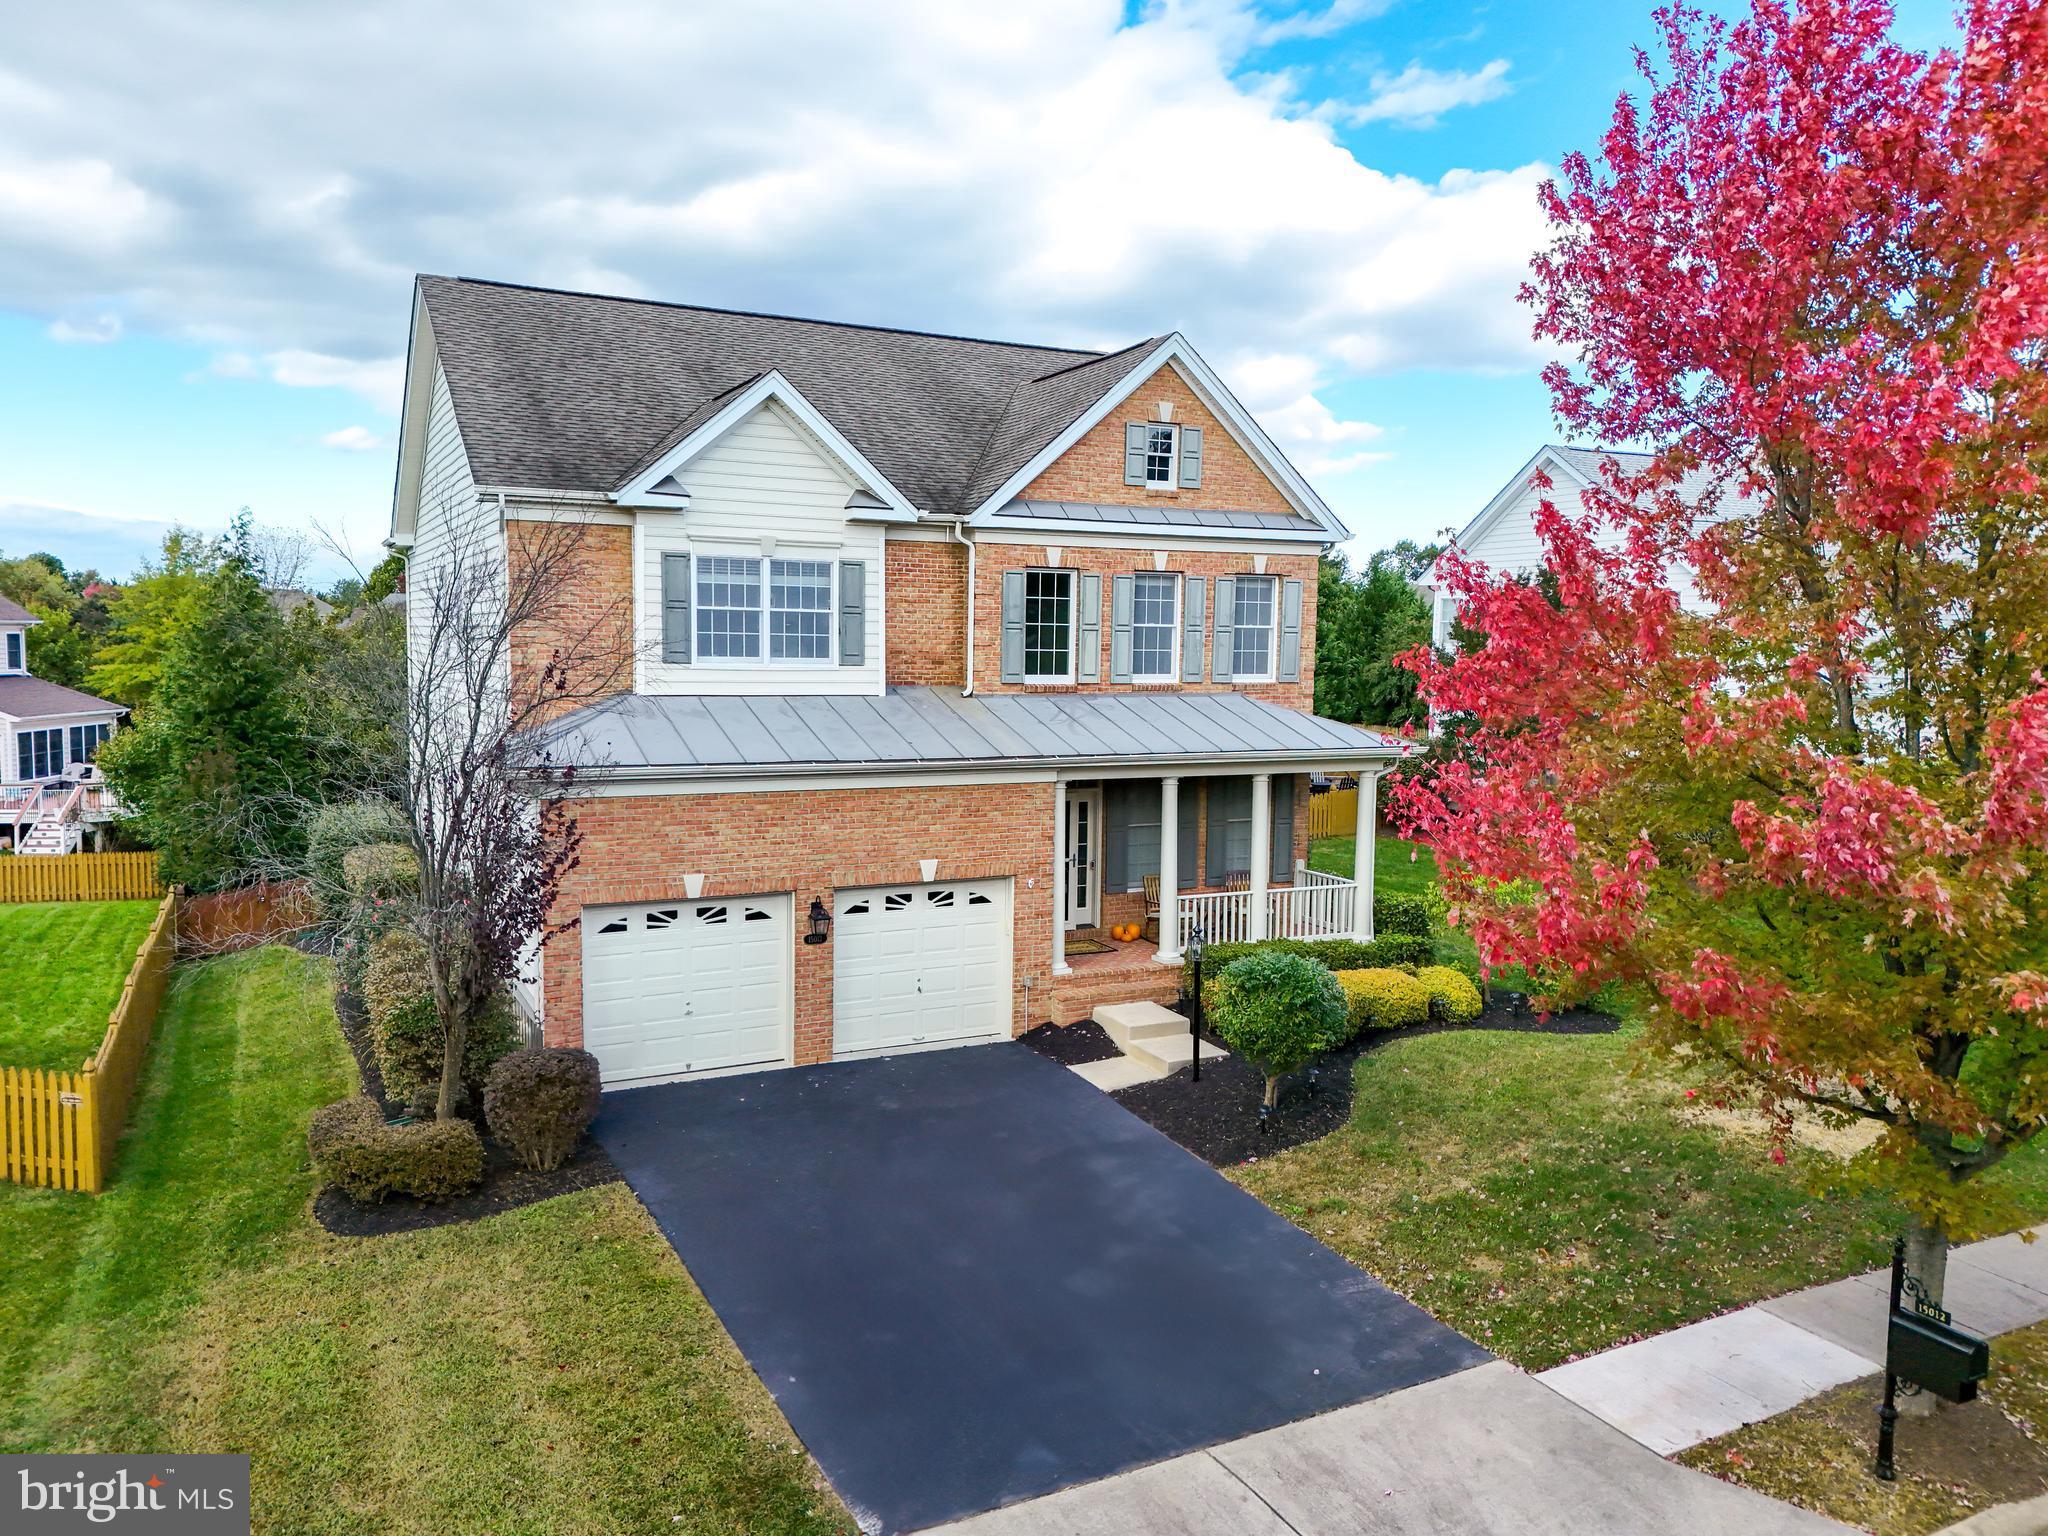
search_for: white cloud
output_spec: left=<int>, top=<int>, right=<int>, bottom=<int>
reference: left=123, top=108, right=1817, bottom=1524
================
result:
left=1344, top=59, right=1512, bottom=127
left=47, top=312, right=123, bottom=344
left=0, top=0, right=1550, bottom=444
left=320, top=425, right=386, bottom=452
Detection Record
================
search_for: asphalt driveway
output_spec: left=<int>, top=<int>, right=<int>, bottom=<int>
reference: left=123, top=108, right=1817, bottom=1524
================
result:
left=597, top=1043, right=1489, bottom=1534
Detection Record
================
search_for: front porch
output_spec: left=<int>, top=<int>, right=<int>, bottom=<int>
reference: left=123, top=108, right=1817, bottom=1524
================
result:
left=1046, top=766, right=1383, bottom=1023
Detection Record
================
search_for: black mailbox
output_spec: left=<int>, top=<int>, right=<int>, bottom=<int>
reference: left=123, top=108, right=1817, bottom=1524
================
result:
left=1888, top=1310, right=1991, bottom=1403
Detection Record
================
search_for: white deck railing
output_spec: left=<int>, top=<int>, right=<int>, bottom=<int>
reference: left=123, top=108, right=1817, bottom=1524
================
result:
left=1176, top=868, right=1359, bottom=947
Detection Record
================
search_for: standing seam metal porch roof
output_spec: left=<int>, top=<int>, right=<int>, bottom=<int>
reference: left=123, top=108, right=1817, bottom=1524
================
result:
left=536, top=686, right=1403, bottom=775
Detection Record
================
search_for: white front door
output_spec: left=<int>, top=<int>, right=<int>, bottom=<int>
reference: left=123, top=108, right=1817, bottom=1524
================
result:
left=833, top=878, right=1012, bottom=1058
left=581, top=895, right=792, bottom=1085
left=1066, top=788, right=1101, bottom=929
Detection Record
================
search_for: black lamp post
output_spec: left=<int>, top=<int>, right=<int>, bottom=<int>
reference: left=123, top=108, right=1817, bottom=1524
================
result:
left=1188, top=923, right=1207, bottom=1084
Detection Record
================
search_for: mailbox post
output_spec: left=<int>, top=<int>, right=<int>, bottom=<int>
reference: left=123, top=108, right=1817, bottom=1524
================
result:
left=1876, top=1235, right=1992, bottom=1480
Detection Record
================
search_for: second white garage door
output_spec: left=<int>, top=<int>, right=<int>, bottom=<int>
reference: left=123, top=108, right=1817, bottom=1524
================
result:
left=582, top=895, right=792, bottom=1085
left=832, top=878, right=1012, bottom=1059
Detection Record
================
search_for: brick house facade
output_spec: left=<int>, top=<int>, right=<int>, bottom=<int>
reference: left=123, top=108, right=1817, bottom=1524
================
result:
left=394, top=276, right=1401, bottom=1087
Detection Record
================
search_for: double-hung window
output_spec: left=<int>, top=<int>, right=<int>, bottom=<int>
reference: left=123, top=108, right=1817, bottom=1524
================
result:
left=69, top=723, right=111, bottom=764
left=695, top=553, right=834, bottom=664
left=1022, top=568, right=1075, bottom=681
left=1231, top=575, right=1277, bottom=681
left=1143, top=424, right=1178, bottom=488
left=16, top=728, right=62, bottom=780
left=768, top=559, right=833, bottom=661
left=3, top=632, right=20, bottom=671
left=1130, top=572, right=1178, bottom=681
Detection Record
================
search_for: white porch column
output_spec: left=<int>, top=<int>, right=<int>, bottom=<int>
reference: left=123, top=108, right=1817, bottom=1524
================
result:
left=1249, top=772, right=1272, bottom=941
left=1156, top=776, right=1181, bottom=964
left=1353, top=770, right=1378, bottom=940
left=1052, top=777, right=1071, bottom=976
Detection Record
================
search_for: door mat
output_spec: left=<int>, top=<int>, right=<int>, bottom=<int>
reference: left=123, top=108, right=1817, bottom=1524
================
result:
left=1062, top=933, right=1119, bottom=956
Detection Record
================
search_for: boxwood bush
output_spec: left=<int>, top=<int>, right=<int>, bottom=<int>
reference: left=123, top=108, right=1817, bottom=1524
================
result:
left=362, top=930, right=519, bottom=1106
left=305, top=799, right=409, bottom=918
left=1333, top=967, right=1431, bottom=1031
left=1206, top=950, right=1348, bottom=1109
left=307, top=1097, right=484, bottom=1204
left=342, top=841, right=420, bottom=903
left=1183, top=933, right=1433, bottom=994
left=484, top=1048, right=602, bottom=1171
left=1415, top=965, right=1484, bottom=1024
left=1372, top=892, right=1433, bottom=937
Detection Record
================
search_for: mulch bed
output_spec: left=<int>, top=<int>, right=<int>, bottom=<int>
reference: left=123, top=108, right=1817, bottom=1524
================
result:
left=313, top=987, right=621, bottom=1239
left=1018, top=1018, right=1125, bottom=1066
left=1103, top=990, right=1620, bottom=1169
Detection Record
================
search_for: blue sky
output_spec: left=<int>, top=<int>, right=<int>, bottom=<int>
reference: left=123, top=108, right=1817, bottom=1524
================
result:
left=0, top=0, right=1958, bottom=584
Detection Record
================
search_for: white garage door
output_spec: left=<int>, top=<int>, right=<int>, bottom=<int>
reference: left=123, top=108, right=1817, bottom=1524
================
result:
left=582, top=895, right=791, bottom=1085
left=833, top=878, right=1012, bottom=1059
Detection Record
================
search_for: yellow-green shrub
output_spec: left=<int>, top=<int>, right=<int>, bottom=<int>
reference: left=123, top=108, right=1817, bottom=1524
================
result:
left=1415, top=965, right=1484, bottom=1024
left=362, top=929, right=518, bottom=1106
left=1334, top=967, right=1430, bottom=1031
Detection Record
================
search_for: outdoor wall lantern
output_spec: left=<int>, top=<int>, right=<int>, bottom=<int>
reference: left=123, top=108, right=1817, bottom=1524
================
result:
left=804, top=897, right=832, bottom=945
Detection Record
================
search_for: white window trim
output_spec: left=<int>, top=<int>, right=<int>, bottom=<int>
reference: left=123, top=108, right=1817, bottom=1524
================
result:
left=1022, top=566, right=1077, bottom=686
left=1232, top=574, right=1279, bottom=683
left=1130, top=571, right=1180, bottom=683
left=681, top=540, right=841, bottom=668
left=1143, top=423, right=1178, bottom=491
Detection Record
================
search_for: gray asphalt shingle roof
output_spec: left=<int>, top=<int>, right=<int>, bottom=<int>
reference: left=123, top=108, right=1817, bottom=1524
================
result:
left=537, top=686, right=1402, bottom=776
left=0, top=596, right=36, bottom=624
left=419, top=277, right=1165, bottom=515
left=0, top=676, right=124, bottom=720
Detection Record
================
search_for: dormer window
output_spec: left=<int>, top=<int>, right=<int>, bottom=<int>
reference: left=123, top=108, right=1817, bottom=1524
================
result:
left=1143, top=424, right=1178, bottom=488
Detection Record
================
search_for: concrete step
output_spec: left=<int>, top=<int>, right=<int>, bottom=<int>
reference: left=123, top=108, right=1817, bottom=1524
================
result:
left=1092, top=1000, right=1190, bottom=1048
left=1067, top=1056, right=1161, bottom=1092
left=1123, top=1031, right=1228, bottom=1076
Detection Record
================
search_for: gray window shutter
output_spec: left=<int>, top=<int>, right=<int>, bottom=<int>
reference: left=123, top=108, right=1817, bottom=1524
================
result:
left=1177, top=789, right=1198, bottom=890
left=1076, top=571, right=1102, bottom=683
left=1211, top=576, right=1236, bottom=683
left=1277, top=577, right=1304, bottom=682
left=1109, top=574, right=1134, bottom=684
left=1124, top=423, right=1148, bottom=485
left=999, top=570, right=1027, bottom=684
left=838, top=560, right=865, bottom=666
left=1179, top=426, right=1203, bottom=488
left=1205, top=776, right=1249, bottom=884
left=1181, top=576, right=1205, bottom=682
left=1270, top=774, right=1295, bottom=883
left=661, top=551, right=692, bottom=664
left=1104, top=780, right=1161, bottom=893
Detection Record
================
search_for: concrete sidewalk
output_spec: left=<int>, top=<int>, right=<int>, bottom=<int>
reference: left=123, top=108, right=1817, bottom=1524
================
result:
left=1541, top=1225, right=2048, bottom=1455
left=928, top=1361, right=1847, bottom=1534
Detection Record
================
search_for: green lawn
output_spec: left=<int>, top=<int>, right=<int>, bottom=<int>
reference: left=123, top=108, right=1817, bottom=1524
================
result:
left=0, top=946, right=850, bottom=1536
left=1313, top=833, right=1479, bottom=971
left=0, top=898, right=163, bottom=1070
left=1252, top=838, right=2048, bottom=1372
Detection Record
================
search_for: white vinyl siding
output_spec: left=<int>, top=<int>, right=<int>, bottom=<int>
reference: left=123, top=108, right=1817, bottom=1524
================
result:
left=405, top=364, right=505, bottom=711
left=639, top=402, right=883, bottom=696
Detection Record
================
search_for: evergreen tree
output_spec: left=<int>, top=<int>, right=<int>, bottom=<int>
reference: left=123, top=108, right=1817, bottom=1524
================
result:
left=101, top=525, right=304, bottom=890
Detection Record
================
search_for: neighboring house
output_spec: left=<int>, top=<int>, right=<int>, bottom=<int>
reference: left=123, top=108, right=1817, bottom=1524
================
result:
left=1417, top=444, right=1743, bottom=648
left=388, top=276, right=1404, bottom=1087
left=0, top=596, right=126, bottom=854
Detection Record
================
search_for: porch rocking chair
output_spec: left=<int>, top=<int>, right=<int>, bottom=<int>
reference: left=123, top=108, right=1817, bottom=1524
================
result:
left=1141, top=874, right=1162, bottom=945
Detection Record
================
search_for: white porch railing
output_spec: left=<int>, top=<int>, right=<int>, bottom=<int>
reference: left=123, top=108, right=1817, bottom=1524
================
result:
left=1176, top=868, right=1359, bottom=947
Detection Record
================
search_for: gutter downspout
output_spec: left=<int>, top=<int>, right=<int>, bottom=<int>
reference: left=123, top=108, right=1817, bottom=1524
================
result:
left=949, top=517, right=977, bottom=696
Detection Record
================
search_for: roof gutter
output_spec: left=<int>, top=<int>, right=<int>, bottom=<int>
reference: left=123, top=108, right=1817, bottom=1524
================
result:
left=949, top=518, right=977, bottom=696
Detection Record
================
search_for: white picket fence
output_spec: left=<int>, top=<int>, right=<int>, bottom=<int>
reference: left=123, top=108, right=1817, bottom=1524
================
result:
left=1175, top=867, right=1358, bottom=947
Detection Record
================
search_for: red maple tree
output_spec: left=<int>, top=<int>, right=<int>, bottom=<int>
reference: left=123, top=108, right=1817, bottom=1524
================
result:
left=1397, top=0, right=2048, bottom=1298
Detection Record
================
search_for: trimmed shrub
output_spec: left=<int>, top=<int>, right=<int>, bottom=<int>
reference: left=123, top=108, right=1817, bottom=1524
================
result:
left=305, top=799, right=408, bottom=918
left=307, top=1095, right=381, bottom=1165
left=1416, top=965, right=1484, bottom=1024
left=363, top=930, right=520, bottom=1106
left=310, top=1102, right=485, bottom=1204
left=1183, top=934, right=1434, bottom=994
left=342, top=841, right=420, bottom=903
left=1372, top=892, right=1433, bottom=937
left=1334, top=967, right=1431, bottom=1031
left=484, top=1049, right=602, bottom=1171
left=1207, top=951, right=1348, bottom=1109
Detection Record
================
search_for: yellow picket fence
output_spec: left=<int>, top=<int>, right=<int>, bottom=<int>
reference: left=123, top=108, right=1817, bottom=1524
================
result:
left=1, top=888, right=178, bottom=1192
left=1308, top=786, right=1360, bottom=841
left=0, top=851, right=163, bottom=903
